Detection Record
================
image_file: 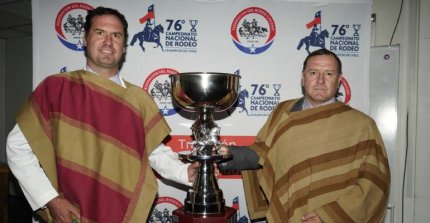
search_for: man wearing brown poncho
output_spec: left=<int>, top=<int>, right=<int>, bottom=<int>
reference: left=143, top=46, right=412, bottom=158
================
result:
left=220, top=49, right=390, bottom=223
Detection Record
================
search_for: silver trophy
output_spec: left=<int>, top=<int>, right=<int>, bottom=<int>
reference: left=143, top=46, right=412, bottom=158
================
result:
left=170, top=72, right=240, bottom=215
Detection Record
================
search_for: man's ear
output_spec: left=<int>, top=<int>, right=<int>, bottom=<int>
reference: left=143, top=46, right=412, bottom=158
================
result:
left=337, top=75, right=343, bottom=88
left=83, top=35, right=87, bottom=47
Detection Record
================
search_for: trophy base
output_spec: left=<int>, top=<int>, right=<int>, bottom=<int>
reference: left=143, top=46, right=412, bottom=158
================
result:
left=172, top=207, right=237, bottom=223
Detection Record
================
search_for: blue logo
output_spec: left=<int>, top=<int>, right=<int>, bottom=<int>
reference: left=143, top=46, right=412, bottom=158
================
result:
left=131, top=5, right=164, bottom=52
left=297, top=11, right=329, bottom=54
left=232, top=70, right=281, bottom=117
left=237, top=88, right=250, bottom=116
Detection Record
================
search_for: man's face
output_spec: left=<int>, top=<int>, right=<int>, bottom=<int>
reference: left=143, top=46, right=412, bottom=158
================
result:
left=83, top=14, right=125, bottom=77
left=301, top=54, right=341, bottom=106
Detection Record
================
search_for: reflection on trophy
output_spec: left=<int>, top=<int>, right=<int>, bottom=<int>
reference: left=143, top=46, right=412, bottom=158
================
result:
left=170, top=72, right=240, bottom=223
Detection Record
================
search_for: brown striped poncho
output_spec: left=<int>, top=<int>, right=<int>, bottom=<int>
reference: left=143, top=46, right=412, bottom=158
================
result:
left=16, top=70, right=170, bottom=223
left=242, top=99, right=390, bottom=223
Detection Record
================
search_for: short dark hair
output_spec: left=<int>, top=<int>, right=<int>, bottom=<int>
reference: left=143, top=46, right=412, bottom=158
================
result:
left=84, top=6, right=129, bottom=44
left=302, top=48, right=342, bottom=75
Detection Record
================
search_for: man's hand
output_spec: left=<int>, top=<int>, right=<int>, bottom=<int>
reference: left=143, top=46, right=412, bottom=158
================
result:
left=187, top=162, right=200, bottom=183
left=187, top=161, right=221, bottom=183
left=47, top=196, right=80, bottom=223
left=218, top=146, right=229, bottom=155
left=302, top=212, right=323, bottom=223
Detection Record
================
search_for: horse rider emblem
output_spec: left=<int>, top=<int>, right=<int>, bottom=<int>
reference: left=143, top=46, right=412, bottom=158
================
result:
left=297, top=11, right=329, bottom=54
left=63, top=14, right=85, bottom=36
left=131, top=4, right=164, bottom=52
left=239, top=18, right=268, bottom=39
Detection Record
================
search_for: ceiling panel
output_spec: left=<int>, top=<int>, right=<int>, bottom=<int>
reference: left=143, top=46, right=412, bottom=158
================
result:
left=0, top=0, right=32, bottom=40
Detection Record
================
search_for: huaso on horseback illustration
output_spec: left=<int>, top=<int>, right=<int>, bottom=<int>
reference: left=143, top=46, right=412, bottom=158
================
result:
left=297, top=11, right=329, bottom=54
left=131, top=4, right=164, bottom=52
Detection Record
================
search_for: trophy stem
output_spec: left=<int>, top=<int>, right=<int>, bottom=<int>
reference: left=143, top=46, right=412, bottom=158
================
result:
left=181, top=150, right=226, bottom=215
left=191, top=107, right=218, bottom=155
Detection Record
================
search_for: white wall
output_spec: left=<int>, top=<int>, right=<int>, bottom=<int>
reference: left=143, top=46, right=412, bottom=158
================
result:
left=372, top=0, right=403, bottom=45
left=373, top=0, right=430, bottom=222
left=414, top=0, right=430, bottom=222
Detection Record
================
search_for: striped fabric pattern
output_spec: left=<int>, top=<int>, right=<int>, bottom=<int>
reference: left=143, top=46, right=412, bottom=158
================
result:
left=17, top=70, right=170, bottom=223
left=243, top=99, right=390, bottom=223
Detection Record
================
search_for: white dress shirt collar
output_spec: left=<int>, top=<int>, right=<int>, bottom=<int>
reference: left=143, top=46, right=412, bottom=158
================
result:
left=302, top=97, right=336, bottom=110
left=84, top=65, right=126, bottom=88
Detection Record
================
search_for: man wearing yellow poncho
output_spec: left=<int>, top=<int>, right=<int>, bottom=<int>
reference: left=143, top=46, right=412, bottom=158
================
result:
left=220, top=49, right=390, bottom=223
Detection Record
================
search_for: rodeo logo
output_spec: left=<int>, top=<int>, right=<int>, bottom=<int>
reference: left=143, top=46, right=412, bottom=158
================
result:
left=337, top=76, right=352, bottom=105
left=329, top=21, right=362, bottom=57
left=131, top=4, right=198, bottom=53
left=143, top=68, right=179, bottom=116
left=55, top=3, right=93, bottom=51
left=231, top=7, right=276, bottom=54
left=297, top=11, right=329, bottom=54
left=149, top=196, right=182, bottom=223
left=234, top=70, right=281, bottom=117
left=131, top=4, right=164, bottom=52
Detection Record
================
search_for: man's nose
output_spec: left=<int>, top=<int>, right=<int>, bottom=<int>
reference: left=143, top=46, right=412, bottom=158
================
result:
left=103, top=34, right=113, bottom=45
left=316, top=73, right=325, bottom=83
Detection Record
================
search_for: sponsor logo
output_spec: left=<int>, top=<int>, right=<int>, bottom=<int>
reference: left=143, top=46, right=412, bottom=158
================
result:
left=55, top=3, right=93, bottom=51
left=231, top=7, right=276, bottom=54
left=149, top=197, right=182, bottom=223
left=142, top=68, right=179, bottom=116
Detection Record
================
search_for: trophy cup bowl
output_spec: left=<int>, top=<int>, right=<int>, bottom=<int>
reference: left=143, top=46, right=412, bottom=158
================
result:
left=170, top=72, right=240, bottom=113
left=170, top=72, right=240, bottom=217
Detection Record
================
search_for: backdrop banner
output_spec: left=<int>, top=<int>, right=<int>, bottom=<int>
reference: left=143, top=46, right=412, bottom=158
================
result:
left=32, top=0, right=372, bottom=222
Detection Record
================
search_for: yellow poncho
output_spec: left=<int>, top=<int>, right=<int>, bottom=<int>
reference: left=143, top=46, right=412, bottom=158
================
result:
left=243, top=99, right=390, bottom=223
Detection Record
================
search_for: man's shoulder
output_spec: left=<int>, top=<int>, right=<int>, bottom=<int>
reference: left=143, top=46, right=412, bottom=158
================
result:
left=122, top=80, right=145, bottom=93
left=40, top=72, right=71, bottom=84
left=37, top=70, right=94, bottom=89
left=122, top=79, right=139, bottom=89
left=341, top=104, right=376, bottom=123
left=122, top=79, right=154, bottom=99
left=43, top=69, right=84, bottom=80
left=265, top=98, right=302, bottom=117
left=277, top=98, right=302, bottom=109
